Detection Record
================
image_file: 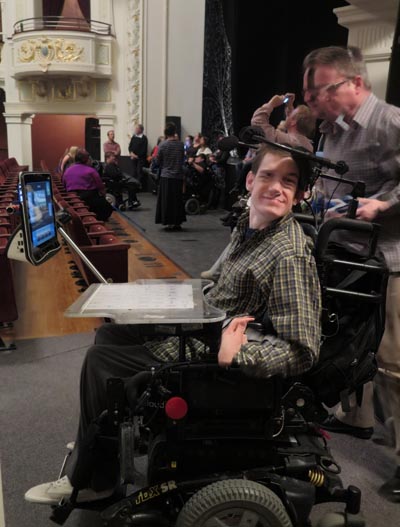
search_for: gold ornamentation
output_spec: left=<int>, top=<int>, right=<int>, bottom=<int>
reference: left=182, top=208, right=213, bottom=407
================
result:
left=54, top=80, right=75, bottom=100
left=17, top=38, right=84, bottom=72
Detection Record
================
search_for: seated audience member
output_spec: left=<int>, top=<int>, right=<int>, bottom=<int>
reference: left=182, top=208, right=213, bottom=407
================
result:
left=185, top=153, right=213, bottom=206
left=63, top=148, right=113, bottom=221
left=25, top=144, right=321, bottom=505
left=251, top=93, right=316, bottom=152
left=60, top=146, right=79, bottom=175
left=196, top=135, right=212, bottom=157
left=184, top=135, right=195, bottom=159
left=103, top=152, right=140, bottom=209
left=190, top=132, right=202, bottom=157
left=233, top=147, right=258, bottom=195
left=102, top=130, right=121, bottom=159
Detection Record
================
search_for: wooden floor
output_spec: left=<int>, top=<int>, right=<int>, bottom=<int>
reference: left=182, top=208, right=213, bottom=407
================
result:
left=10, top=212, right=188, bottom=340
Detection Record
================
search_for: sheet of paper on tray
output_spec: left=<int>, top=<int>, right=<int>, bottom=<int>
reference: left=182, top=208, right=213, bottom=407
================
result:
left=81, top=283, right=194, bottom=311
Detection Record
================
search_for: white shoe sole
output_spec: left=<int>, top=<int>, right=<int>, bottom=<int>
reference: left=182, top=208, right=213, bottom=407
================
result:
left=25, top=483, right=113, bottom=505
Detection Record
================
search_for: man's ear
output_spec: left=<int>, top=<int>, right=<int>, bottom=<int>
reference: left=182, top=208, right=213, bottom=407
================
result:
left=352, top=75, right=363, bottom=92
left=246, top=171, right=255, bottom=192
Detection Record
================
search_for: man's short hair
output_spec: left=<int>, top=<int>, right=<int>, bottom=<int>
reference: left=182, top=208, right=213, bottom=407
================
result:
left=105, top=151, right=116, bottom=160
left=136, top=124, right=144, bottom=133
left=75, top=148, right=90, bottom=164
left=303, top=45, right=371, bottom=90
left=292, top=105, right=316, bottom=138
left=107, top=130, right=114, bottom=137
left=164, top=121, right=177, bottom=137
left=251, top=145, right=311, bottom=191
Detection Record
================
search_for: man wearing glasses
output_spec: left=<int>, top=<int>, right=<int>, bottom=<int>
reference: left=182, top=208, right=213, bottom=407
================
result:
left=302, top=45, right=400, bottom=501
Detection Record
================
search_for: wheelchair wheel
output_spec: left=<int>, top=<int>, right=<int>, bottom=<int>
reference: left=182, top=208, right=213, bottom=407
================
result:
left=119, top=422, right=135, bottom=484
left=105, top=193, right=116, bottom=207
left=176, top=479, right=293, bottom=527
left=118, top=203, right=126, bottom=211
left=185, top=197, right=200, bottom=215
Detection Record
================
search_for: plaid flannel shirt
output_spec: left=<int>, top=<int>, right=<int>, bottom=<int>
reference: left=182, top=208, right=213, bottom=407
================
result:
left=145, top=212, right=321, bottom=379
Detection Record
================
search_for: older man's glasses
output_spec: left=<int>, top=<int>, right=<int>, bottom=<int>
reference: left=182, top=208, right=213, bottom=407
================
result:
left=302, top=79, right=350, bottom=99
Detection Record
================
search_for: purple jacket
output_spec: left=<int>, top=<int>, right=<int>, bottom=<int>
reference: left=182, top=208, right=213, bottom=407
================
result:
left=63, top=164, right=105, bottom=193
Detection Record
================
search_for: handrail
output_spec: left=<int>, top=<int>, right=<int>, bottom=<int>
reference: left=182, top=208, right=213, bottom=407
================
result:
left=13, top=17, right=111, bottom=36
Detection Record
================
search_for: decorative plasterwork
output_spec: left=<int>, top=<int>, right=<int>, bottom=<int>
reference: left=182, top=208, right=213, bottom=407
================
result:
left=126, top=0, right=142, bottom=134
left=17, top=38, right=84, bottom=72
left=334, top=3, right=397, bottom=61
left=96, top=44, right=110, bottom=65
left=17, top=77, right=105, bottom=103
left=347, top=24, right=395, bottom=59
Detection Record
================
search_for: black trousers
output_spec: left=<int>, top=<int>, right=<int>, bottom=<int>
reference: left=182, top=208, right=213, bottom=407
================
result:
left=131, top=157, right=146, bottom=184
left=66, top=324, right=162, bottom=491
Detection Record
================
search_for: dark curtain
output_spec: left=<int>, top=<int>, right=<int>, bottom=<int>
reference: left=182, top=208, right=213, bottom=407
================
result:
left=77, top=0, right=90, bottom=20
left=42, top=0, right=64, bottom=17
left=218, top=0, right=349, bottom=136
left=202, top=0, right=234, bottom=144
left=42, top=0, right=90, bottom=19
left=386, top=2, right=400, bottom=106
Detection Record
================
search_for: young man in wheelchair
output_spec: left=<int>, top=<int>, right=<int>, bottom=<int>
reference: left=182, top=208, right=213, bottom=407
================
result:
left=103, top=151, right=141, bottom=210
left=25, top=144, right=322, bottom=505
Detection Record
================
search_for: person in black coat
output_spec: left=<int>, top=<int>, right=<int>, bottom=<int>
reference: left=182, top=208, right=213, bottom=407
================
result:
left=128, top=124, right=148, bottom=184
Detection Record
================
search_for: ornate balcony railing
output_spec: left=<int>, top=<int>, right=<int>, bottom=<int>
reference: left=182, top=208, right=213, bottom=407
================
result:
left=13, top=17, right=111, bottom=36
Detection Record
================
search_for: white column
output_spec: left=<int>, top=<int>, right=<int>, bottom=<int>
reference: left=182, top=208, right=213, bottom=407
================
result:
left=142, top=0, right=168, bottom=147
left=334, top=0, right=400, bottom=98
left=4, top=113, right=33, bottom=168
left=166, top=0, right=205, bottom=140
left=143, top=0, right=206, bottom=147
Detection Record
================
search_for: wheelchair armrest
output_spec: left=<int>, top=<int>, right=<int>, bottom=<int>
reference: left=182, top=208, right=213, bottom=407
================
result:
left=316, top=218, right=379, bottom=260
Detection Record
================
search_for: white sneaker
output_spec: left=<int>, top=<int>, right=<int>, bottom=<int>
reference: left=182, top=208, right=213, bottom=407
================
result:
left=200, top=270, right=216, bottom=280
left=24, top=475, right=114, bottom=505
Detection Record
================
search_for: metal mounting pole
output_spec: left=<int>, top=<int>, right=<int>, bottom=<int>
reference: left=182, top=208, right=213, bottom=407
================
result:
left=58, top=227, right=109, bottom=285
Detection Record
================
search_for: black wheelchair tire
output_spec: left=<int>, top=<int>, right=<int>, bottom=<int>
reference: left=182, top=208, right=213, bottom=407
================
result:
left=185, top=197, right=200, bottom=215
left=118, top=204, right=126, bottom=211
left=119, top=422, right=135, bottom=485
left=176, top=479, right=293, bottom=527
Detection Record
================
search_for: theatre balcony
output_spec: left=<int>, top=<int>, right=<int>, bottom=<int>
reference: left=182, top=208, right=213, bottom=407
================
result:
left=10, top=17, right=113, bottom=79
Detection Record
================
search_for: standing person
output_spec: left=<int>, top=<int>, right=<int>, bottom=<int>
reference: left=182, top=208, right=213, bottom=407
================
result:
left=302, top=45, right=400, bottom=500
left=128, top=124, right=148, bottom=185
left=59, top=146, right=79, bottom=175
left=155, top=122, right=186, bottom=231
left=251, top=93, right=315, bottom=152
left=102, top=130, right=121, bottom=159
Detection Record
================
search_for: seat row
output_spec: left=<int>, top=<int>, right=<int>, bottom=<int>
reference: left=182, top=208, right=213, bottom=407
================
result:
left=0, top=158, right=29, bottom=324
left=52, top=172, right=130, bottom=285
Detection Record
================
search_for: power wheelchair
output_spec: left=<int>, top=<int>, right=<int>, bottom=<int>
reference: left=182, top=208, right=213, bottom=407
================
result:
left=49, top=217, right=387, bottom=527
